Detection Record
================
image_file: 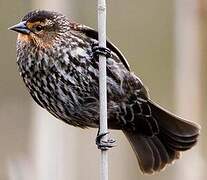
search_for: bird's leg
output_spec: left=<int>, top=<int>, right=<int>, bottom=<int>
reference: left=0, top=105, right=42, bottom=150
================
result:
left=92, top=42, right=112, bottom=58
left=96, top=130, right=116, bottom=150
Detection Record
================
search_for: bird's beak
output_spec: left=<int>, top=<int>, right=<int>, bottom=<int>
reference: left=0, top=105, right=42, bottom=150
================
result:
left=8, top=21, right=30, bottom=35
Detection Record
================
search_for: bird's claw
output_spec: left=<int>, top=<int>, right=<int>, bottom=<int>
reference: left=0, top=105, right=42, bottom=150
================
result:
left=92, top=43, right=112, bottom=58
left=96, top=132, right=116, bottom=150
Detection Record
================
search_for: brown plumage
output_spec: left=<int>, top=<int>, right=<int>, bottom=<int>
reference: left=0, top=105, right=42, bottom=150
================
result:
left=9, top=10, right=200, bottom=174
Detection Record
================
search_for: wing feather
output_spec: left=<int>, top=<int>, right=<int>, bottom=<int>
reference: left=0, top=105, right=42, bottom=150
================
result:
left=78, top=25, right=131, bottom=71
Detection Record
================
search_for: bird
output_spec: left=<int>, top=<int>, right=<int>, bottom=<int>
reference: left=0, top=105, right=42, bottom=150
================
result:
left=9, top=10, right=200, bottom=174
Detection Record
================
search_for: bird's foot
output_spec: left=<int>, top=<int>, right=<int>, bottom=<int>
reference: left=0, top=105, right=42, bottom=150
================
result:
left=92, top=43, right=112, bottom=58
left=96, top=131, right=116, bottom=150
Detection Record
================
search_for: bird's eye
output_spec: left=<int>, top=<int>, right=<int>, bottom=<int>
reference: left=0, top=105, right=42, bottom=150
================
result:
left=35, top=25, right=43, bottom=32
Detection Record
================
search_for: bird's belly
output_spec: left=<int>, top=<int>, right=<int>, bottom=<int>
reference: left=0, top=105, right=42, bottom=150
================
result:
left=17, top=50, right=137, bottom=129
left=22, top=67, right=100, bottom=128
left=32, top=85, right=100, bottom=128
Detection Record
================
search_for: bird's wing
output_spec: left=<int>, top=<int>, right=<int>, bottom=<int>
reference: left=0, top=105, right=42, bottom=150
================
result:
left=78, top=25, right=131, bottom=71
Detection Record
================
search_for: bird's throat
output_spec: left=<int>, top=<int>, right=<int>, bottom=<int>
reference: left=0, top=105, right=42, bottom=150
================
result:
left=17, top=33, right=32, bottom=43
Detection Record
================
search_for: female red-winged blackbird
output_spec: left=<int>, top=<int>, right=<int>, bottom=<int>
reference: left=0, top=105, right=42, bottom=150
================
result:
left=9, top=10, right=200, bottom=174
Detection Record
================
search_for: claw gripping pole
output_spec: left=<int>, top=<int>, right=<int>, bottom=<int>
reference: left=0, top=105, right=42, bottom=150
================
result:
left=97, top=0, right=109, bottom=180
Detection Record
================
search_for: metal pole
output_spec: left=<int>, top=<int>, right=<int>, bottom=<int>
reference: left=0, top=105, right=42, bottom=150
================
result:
left=97, top=0, right=109, bottom=180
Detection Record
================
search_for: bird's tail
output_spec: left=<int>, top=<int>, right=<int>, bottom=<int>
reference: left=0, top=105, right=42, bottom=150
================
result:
left=123, top=100, right=200, bottom=174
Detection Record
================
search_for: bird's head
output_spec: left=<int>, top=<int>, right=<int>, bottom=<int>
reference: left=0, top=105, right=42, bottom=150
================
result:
left=9, top=10, right=70, bottom=48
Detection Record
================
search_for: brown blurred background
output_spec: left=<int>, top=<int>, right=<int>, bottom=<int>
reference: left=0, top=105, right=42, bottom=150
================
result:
left=0, top=0, right=206, bottom=179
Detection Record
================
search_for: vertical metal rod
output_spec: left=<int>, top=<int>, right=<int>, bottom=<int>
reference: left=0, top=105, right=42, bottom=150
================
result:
left=97, top=0, right=108, bottom=180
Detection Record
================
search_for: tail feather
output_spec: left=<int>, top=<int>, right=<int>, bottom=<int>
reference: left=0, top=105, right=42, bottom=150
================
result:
left=124, top=133, right=155, bottom=174
left=124, top=100, right=200, bottom=174
left=149, top=100, right=200, bottom=137
left=165, top=147, right=180, bottom=163
left=147, top=138, right=161, bottom=171
left=151, top=136, right=169, bottom=169
left=124, top=131, right=172, bottom=174
left=159, top=132, right=197, bottom=151
left=161, top=128, right=199, bottom=143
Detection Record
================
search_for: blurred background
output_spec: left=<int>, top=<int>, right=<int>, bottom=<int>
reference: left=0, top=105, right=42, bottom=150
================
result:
left=0, top=0, right=206, bottom=179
